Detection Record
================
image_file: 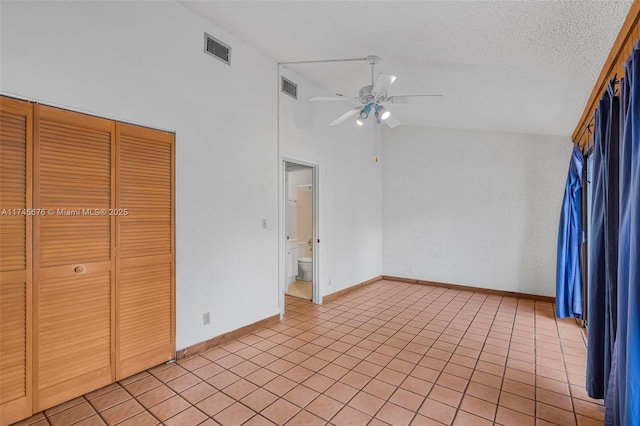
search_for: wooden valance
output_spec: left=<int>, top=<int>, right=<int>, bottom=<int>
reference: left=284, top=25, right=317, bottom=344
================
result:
left=573, top=1, right=640, bottom=149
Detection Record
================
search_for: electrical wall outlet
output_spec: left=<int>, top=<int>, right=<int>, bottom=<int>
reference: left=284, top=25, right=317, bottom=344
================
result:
left=203, top=312, right=210, bottom=326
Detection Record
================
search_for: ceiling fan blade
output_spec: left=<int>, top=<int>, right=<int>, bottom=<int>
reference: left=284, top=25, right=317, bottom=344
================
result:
left=384, top=113, right=402, bottom=128
left=388, top=95, right=443, bottom=104
left=329, top=108, right=360, bottom=126
left=371, top=74, right=397, bottom=96
left=310, top=96, right=356, bottom=102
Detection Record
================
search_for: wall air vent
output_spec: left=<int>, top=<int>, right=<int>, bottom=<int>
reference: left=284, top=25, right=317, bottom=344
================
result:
left=281, top=77, right=298, bottom=99
left=204, top=33, right=231, bottom=65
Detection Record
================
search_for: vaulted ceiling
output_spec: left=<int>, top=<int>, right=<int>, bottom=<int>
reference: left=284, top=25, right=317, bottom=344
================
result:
left=180, top=1, right=631, bottom=136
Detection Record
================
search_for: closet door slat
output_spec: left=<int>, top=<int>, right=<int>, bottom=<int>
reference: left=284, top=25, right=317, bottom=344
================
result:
left=116, top=123, right=175, bottom=379
left=0, top=97, right=33, bottom=426
left=1, top=97, right=175, bottom=424
left=33, top=105, right=115, bottom=411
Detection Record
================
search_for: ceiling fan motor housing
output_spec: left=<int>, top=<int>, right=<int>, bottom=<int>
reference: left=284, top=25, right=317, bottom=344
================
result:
left=359, top=85, right=375, bottom=104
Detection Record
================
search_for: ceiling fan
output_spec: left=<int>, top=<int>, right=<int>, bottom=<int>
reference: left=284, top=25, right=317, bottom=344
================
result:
left=310, top=55, right=442, bottom=128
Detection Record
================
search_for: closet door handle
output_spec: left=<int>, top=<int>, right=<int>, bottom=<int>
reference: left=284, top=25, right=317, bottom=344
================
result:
left=74, top=265, right=85, bottom=274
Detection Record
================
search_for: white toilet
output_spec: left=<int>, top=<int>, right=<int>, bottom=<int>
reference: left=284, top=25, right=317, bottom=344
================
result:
left=297, top=257, right=313, bottom=281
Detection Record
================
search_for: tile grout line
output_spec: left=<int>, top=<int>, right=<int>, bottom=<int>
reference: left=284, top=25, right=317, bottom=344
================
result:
left=451, top=293, right=515, bottom=424
left=202, top=288, right=392, bottom=424
left=118, top=371, right=173, bottom=426
left=279, top=283, right=461, bottom=423
left=404, top=289, right=494, bottom=424
left=374, top=287, right=474, bottom=424
left=554, top=309, right=581, bottom=426
left=24, top=281, right=602, bottom=426
left=208, top=285, right=595, bottom=425
left=236, top=288, right=579, bottom=424
left=435, top=293, right=489, bottom=425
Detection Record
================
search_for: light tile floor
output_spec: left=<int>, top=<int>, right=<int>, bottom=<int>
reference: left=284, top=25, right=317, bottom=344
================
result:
left=285, top=281, right=312, bottom=300
left=13, top=280, right=604, bottom=426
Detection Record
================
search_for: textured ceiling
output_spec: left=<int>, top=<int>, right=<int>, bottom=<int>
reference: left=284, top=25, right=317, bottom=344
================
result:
left=179, top=0, right=632, bottom=136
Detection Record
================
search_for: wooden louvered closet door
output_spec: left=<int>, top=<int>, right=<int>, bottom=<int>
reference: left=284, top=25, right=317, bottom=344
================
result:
left=0, top=97, right=33, bottom=425
left=116, top=123, right=174, bottom=379
left=0, top=97, right=175, bottom=424
left=33, top=105, right=116, bottom=411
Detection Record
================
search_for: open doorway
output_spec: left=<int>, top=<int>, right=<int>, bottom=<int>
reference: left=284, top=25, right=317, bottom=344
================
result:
left=285, top=162, right=313, bottom=300
left=281, top=160, right=319, bottom=314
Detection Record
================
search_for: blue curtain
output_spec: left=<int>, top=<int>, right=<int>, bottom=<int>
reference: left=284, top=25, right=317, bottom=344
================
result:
left=605, top=40, right=640, bottom=426
left=586, top=80, right=620, bottom=400
left=556, top=145, right=584, bottom=318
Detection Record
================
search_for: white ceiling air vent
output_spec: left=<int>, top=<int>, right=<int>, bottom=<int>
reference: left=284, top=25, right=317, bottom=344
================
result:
left=204, top=33, right=231, bottom=65
left=281, top=77, right=298, bottom=99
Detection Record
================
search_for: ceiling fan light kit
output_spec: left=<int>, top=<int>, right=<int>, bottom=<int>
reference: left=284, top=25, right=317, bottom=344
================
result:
left=359, top=103, right=373, bottom=119
left=310, top=55, right=442, bottom=128
left=377, top=105, right=390, bottom=120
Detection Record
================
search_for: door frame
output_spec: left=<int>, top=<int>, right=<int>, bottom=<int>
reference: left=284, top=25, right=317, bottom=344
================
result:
left=279, top=156, right=320, bottom=317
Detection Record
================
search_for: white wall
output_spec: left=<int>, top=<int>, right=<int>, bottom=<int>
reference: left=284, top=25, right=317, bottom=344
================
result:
left=279, top=69, right=383, bottom=296
left=1, top=1, right=279, bottom=350
left=381, top=126, right=572, bottom=297
left=0, top=0, right=569, bottom=353
left=1, top=0, right=383, bottom=349
left=288, top=169, right=313, bottom=198
left=285, top=168, right=312, bottom=240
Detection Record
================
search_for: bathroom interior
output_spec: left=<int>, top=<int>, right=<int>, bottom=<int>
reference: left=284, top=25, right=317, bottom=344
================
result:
left=284, top=162, right=314, bottom=300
